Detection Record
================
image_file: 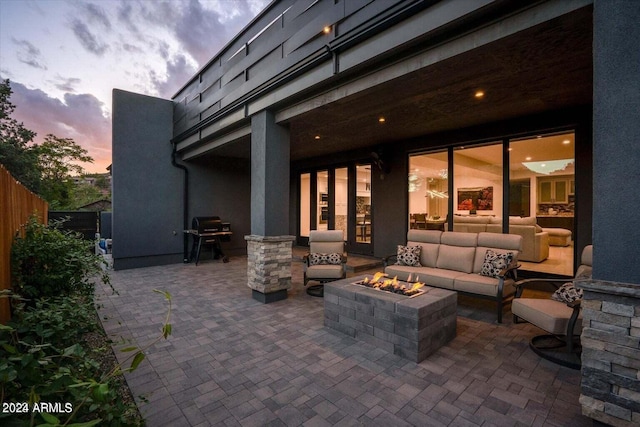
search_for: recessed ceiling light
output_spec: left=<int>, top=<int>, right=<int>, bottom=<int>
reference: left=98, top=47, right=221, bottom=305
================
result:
left=314, top=135, right=321, bottom=140
left=378, top=117, right=386, bottom=123
left=323, top=26, right=331, bottom=34
left=508, top=147, right=513, bottom=152
left=474, top=91, right=484, bottom=98
left=526, top=156, right=532, bottom=161
left=563, top=139, right=571, bottom=144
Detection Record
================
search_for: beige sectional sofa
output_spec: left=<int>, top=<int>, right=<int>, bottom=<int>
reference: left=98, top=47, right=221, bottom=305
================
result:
left=384, top=230, right=522, bottom=323
left=450, top=215, right=549, bottom=263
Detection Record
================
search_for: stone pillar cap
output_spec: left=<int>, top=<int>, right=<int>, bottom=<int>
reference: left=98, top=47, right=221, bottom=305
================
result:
left=245, top=234, right=296, bottom=242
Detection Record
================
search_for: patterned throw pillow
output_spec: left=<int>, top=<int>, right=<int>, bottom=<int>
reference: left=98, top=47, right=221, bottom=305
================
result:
left=552, top=283, right=583, bottom=303
left=396, top=245, right=422, bottom=267
left=480, top=250, right=514, bottom=278
left=308, top=253, right=342, bottom=266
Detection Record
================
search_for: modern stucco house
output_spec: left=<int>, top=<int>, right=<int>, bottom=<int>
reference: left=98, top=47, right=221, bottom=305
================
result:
left=112, top=1, right=640, bottom=424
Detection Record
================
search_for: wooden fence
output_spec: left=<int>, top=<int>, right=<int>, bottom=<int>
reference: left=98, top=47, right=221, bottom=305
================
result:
left=0, top=164, right=48, bottom=323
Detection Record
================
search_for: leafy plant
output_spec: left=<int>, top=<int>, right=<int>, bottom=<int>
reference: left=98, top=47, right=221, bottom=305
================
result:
left=0, top=289, right=172, bottom=427
left=4, top=214, right=173, bottom=426
left=10, top=215, right=109, bottom=302
left=0, top=292, right=132, bottom=426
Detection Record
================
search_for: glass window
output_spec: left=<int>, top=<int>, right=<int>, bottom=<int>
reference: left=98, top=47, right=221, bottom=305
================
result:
left=408, top=152, right=448, bottom=230
left=317, top=170, right=328, bottom=231
left=334, top=168, right=348, bottom=241
left=300, top=173, right=310, bottom=237
left=509, top=132, right=575, bottom=276
left=355, top=164, right=371, bottom=243
left=453, top=144, right=502, bottom=216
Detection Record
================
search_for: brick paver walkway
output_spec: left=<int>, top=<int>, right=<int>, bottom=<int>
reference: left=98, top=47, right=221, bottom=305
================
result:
left=97, top=255, right=591, bottom=426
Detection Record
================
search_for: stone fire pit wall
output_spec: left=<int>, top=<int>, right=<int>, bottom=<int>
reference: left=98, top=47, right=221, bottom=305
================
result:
left=324, top=280, right=457, bottom=363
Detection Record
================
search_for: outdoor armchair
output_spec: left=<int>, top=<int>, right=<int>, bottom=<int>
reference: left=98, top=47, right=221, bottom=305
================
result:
left=512, top=245, right=592, bottom=369
left=303, top=230, right=347, bottom=297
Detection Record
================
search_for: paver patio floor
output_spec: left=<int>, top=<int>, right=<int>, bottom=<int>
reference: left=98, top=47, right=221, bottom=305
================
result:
left=96, top=255, right=592, bottom=426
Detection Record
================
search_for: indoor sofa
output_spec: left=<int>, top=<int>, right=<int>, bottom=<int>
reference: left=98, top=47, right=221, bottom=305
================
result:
left=384, top=230, right=522, bottom=323
left=450, top=215, right=549, bottom=262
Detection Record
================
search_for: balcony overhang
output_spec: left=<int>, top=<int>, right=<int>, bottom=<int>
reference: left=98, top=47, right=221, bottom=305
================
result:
left=174, top=0, right=593, bottom=163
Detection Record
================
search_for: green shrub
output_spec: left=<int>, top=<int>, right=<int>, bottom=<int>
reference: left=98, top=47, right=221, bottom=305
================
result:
left=0, top=293, right=143, bottom=426
left=10, top=215, right=108, bottom=301
left=11, top=294, right=97, bottom=349
left=3, top=216, right=171, bottom=426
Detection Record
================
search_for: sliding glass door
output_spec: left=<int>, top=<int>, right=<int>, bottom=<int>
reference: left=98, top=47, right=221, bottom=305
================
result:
left=298, top=163, right=373, bottom=255
left=408, top=131, right=576, bottom=276
left=509, top=132, right=575, bottom=276
left=408, top=151, right=448, bottom=231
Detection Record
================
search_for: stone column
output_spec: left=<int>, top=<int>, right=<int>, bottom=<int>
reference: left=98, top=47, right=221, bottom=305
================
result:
left=247, top=110, right=292, bottom=303
left=245, top=235, right=295, bottom=303
left=579, top=280, right=640, bottom=426
left=580, top=2, right=640, bottom=425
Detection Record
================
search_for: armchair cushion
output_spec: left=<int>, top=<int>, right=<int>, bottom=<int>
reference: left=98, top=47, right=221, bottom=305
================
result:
left=308, top=252, right=342, bottom=266
left=396, top=245, right=422, bottom=267
left=305, top=264, right=345, bottom=279
left=512, top=298, right=582, bottom=335
left=480, top=250, right=514, bottom=278
left=552, top=283, right=583, bottom=304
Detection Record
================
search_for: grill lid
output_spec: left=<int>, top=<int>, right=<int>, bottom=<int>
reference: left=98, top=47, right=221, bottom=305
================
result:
left=192, top=216, right=230, bottom=234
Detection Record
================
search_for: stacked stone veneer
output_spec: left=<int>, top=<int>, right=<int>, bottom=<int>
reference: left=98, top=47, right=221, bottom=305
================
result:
left=245, top=235, right=295, bottom=300
left=578, top=279, right=640, bottom=426
left=324, top=279, right=457, bottom=363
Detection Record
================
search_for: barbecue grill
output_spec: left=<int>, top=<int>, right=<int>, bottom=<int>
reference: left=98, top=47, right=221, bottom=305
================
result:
left=187, top=216, right=232, bottom=265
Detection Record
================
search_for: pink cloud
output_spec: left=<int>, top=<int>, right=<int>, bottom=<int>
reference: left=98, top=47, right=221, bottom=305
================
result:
left=8, top=81, right=112, bottom=173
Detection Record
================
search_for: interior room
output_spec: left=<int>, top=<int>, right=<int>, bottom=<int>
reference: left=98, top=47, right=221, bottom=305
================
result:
left=409, top=132, right=575, bottom=276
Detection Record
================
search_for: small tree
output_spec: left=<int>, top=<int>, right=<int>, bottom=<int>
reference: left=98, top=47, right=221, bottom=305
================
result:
left=0, top=79, right=40, bottom=193
left=0, top=80, right=96, bottom=208
left=36, top=134, right=94, bottom=209
left=72, top=181, right=105, bottom=209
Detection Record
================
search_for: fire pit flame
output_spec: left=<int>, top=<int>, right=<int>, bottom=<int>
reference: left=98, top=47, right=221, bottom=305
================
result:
left=354, top=272, right=427, bottom=297
left=372, top=272, right=387, bottom=282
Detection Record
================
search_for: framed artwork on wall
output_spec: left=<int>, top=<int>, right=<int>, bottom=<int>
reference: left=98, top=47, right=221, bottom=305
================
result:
left=457, top=186, right=493, bottom=211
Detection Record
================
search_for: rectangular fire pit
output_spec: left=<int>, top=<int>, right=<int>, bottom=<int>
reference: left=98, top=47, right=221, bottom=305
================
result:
left=324, top=275, right=457, bottom=363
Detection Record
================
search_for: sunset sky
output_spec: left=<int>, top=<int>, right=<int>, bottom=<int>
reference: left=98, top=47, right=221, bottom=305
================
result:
left=0, top=0, right=268, bottom=173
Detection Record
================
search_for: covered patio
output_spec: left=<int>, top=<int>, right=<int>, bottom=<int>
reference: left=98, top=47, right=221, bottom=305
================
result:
left=97, top=255, right=590, bottom=426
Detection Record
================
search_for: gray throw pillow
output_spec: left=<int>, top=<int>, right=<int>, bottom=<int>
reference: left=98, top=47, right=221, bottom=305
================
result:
left=309, top=253, right=342, bottom=266
left=396, top=245, right=422, bottom=267
left=480, top=250, right=514, bottom=278
left=552, top=283, right=583, bottom=303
